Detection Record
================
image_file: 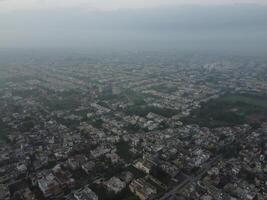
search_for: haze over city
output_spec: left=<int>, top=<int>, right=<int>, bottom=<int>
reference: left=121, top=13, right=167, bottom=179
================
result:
left=1, top=0, right=267, bottom=56
left=0, top=1, right=267, bottom=200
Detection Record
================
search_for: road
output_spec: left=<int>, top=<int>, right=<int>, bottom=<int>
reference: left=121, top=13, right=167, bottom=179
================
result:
left=159, top=155, right=222, bottom=200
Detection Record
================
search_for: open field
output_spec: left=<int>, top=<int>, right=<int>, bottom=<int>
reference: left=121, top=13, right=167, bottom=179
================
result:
left=182, top=93, right=267, bottom=128
left=221, top=94, right=267, bottom=109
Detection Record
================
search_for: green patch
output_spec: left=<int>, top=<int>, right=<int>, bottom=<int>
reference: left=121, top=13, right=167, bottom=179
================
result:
left=220, top=94, right=267, bottom=109
left=116, top=140, right=133, bottom=162
left=91, top=119, right=103, bottom=129
left=46, top=90, right=81, bottom=111
left=150, top=84, right=177, bottom=94
left=182, top=93, right=267, bottom=128
left=100, top=89, right=145, bottom=106
left=126, top=105, right=178, bottom=118
left=13, top=88, right=41, bottom=99
left=0, top=132, right=8, bottom=143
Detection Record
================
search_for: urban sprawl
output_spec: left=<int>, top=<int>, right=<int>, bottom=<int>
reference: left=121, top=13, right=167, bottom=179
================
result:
left=0, top=52, right=266, bottom=200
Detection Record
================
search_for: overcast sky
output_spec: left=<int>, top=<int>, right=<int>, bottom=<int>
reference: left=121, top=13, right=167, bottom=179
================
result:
left=0, top=0, right=267, bottom=56
left=0, top=0, right=267, bottom=12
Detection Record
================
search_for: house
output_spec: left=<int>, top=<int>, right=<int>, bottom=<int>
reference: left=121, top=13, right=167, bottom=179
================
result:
left=129, top=178, right=157, bottom=200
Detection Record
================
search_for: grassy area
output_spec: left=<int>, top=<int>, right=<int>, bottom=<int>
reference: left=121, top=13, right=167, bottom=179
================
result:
left=100, top=89, right=146, bottom=106
left=182, top=93, right=267, bottom=128
left=12, top=88, right=41, bottom=99
left=0, top=132, right=8, bottom=143
left=126, top=105, right=178, bottom=118
left=221, top=94, right=267, bottom=109
left=116, top=140, right=134, bottom=162
left=91, top=119, right=104, bottom=129
left=150, top=84, right=177, bottom=94
left=46, top=90, right=81, bottom=111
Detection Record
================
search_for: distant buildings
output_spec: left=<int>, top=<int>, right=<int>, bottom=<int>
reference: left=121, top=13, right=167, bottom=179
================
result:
left=0, top=54, right=266, bottom=199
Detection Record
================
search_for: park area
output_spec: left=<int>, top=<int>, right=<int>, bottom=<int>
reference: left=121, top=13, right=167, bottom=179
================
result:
left=182, top=93, right=267, bottom=128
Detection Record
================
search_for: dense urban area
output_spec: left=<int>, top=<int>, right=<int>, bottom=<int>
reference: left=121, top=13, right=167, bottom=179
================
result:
left=0, top=52, right=266, bottom=200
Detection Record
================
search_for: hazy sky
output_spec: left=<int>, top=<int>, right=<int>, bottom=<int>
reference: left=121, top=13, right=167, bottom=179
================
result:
left=0, top=0, right=267, bottom=56
left=0, top=0, right=267, bottom=12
